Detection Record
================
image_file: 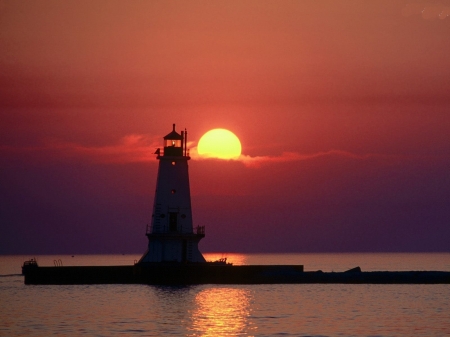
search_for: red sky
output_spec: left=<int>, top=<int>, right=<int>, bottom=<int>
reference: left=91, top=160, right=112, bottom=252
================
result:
left=1, top=0, right=449, bottom=254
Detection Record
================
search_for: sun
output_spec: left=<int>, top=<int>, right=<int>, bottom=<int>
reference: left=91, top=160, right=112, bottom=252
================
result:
left=197, top=129, right=242, bottom=159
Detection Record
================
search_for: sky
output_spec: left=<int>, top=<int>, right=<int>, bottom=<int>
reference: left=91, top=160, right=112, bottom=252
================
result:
left=1, top=0, right=449, bottom=255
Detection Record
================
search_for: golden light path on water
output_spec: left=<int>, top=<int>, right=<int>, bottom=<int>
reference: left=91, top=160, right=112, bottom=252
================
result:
left=186, top=253, right=252, bottom=336
left=188, top=287, right=254, bottom=336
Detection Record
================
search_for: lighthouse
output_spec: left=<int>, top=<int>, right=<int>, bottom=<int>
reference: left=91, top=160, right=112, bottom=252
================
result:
left=139, top=124, right=206, bottom=263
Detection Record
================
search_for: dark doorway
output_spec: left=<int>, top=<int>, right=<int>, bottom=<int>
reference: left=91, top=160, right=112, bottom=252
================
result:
left=169, top=212, right=178, bottom=231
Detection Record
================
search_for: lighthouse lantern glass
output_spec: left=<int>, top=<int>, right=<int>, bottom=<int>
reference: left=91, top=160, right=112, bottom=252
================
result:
left=165, top=139, right=182, bottom=147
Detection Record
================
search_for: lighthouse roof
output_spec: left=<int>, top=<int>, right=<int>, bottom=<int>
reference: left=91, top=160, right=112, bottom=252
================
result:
left=163, top=124, right=183, bottom=140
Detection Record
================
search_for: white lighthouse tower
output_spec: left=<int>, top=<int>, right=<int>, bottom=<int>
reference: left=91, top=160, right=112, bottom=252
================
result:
left=139, top=124, right=206, bottom=263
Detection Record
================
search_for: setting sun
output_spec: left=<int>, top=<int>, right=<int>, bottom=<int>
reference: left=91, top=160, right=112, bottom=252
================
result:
left=197, top=129, right=242, bottom=159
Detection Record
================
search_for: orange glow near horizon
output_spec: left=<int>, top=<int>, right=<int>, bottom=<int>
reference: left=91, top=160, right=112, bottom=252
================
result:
left=197, top=129, right=242, bottom=160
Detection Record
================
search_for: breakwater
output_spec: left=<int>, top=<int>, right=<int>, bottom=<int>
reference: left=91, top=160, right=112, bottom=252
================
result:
left=22, top=262, right=450, bottom=285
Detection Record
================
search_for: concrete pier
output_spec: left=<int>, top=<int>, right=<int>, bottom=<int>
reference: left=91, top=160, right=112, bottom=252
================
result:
left=23, top=263, right=450, bottom=285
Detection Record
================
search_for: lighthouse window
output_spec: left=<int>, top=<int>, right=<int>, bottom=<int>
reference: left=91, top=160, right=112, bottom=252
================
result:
left=181, top=214, right=186, bottom=219
left=160, top=214, right=165, bottom=218
left=171, top=161, right=176, bottom=166
left=171, top=189, right=176, bottom=194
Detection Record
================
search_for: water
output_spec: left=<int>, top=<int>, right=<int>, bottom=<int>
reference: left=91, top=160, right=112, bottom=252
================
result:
left=1, top=253, right=450, bottom=336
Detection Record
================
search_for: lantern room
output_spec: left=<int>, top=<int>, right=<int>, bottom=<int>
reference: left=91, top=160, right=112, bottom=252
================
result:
left=163, top=124, right=184, bottom=157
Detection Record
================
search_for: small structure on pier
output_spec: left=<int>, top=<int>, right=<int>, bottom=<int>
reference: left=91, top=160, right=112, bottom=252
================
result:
left=139, top=124, right=206, bottom=263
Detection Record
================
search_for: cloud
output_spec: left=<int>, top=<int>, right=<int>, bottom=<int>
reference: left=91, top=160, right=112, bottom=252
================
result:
left=54, top=135, right=160, bottom=163
left=402, top=2, right=450, bottom=19
left=237, top=150, right=376, bottom=168
left=189, top=147, right=386, bottom=168
left=1, top=137, right=429, bottom=168
left=53, top=141, right=396, bottom=167
left=0, top=134, right=161, bottom=164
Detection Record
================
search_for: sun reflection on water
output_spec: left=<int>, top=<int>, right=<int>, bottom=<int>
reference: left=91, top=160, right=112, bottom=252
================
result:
left=188, top=287, right=254, bottom=336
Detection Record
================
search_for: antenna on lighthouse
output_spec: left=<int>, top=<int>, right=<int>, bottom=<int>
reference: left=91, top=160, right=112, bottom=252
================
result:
left=181, top=130, right=184, bottom=155
left=184, top=128, right=188, bottom=156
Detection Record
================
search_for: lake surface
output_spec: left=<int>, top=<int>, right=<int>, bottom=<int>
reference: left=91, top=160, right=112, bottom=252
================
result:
left=1, top=253, right=450, bottom=336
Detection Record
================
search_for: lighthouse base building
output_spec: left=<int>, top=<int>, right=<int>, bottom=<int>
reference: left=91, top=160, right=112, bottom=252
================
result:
left=139, top=124, right=206, bottom=264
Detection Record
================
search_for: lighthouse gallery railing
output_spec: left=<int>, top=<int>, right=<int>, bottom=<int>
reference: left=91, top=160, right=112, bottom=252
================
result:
left=146, top=223, right=205, bottom=236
